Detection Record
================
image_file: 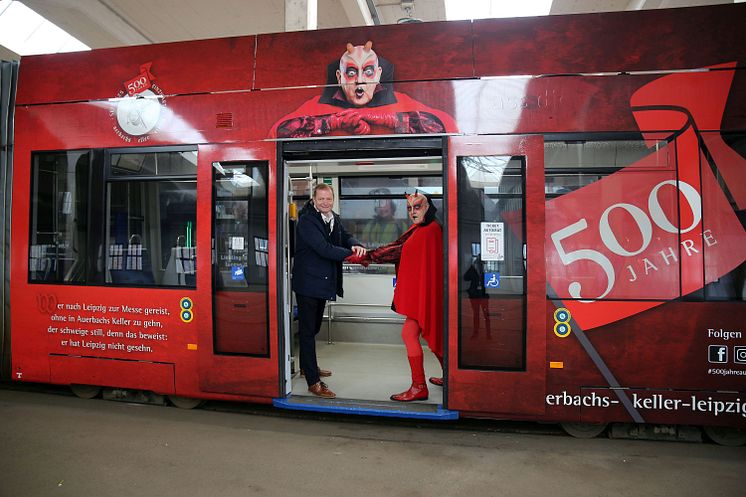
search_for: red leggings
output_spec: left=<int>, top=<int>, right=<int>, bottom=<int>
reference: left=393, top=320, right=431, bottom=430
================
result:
left=402, top=318, right=424, bottom=358
left=401, top=318, right=442, bottom=384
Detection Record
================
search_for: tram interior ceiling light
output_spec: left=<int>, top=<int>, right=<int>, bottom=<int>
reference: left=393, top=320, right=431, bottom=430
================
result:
left=397, top=0, right=422, bottom=23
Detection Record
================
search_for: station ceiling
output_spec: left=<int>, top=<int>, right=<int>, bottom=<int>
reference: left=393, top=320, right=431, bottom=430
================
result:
left=0, top=0, right=735, bottom=60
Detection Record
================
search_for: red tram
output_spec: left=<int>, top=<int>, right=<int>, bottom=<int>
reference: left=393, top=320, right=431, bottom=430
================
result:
left=1, top=4, right=745, bottom=444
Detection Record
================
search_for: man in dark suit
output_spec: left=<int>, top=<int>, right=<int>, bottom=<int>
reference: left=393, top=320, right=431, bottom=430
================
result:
left=293, top=183, right=366, bottom=398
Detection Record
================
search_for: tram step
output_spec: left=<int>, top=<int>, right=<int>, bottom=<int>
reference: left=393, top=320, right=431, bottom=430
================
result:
left=273, top=396, right=458, bottom=420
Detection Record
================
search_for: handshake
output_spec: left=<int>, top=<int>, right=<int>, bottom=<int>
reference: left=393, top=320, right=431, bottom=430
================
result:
left=312, top=110, right=401, bottom=136
left=345, top=251, right=372, bottom=266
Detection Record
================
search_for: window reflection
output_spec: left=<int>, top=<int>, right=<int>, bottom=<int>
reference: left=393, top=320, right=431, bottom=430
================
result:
left=213, top=162, right=270, bottom=356
left=214, top=165, right=269, bottom=290
left=702, top=132, right=746, bottom=301
left=106, top=180, right=196, bottom=287
left=458, top=155, right=525, bottom=370
left=544, top=139, right=669, bottom=197
left=110, top=150, right=197, bottom=177
left=29, top=151, right=89, bottom=283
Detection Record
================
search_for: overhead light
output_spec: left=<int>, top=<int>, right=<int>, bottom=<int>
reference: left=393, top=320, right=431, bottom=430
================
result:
left=397, top=0, right=422, bottom=23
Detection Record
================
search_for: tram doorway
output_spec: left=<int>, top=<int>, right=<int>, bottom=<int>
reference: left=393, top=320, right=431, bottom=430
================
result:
left=279, top=138, right=448, bottom=410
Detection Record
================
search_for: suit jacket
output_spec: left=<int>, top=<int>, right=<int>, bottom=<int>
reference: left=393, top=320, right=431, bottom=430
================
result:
left=292, top=201, right=360, bottom=300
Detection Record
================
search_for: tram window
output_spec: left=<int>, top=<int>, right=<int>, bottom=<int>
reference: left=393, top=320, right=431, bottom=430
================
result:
left=103, top=148, right=197, bottom=288
left=340, top=198, right=409, bottom=249
left=544, top=139, right=654, bottom=169
left=701, top=132, right=746, bottom=301
left=110, top=150, right=197, bottom=177
left=212, top=162, right=270, bottom=356
left=213, top=164, right=269, bottom=290
left=339, top=176, right=442, bottom=196
left=544, top=138, right=684, bottom=301
left=29, top=151, right=90, bottom=283
left=457, top=155, right=526, bottom=370
left=105, top=180, right=196, bottom=287
left=544, top=139, right=668, bottom=197
left=339, top=176, right=442, bottom=249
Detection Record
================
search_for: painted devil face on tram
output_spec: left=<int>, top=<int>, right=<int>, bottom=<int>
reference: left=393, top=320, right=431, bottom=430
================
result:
left=336, top=41, right=383, bottom=107
left=406, top=192, right=429, bottom=225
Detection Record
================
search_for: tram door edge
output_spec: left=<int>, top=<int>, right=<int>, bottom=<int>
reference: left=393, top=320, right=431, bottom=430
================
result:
left=282, top=163, right=320, bottom=395
left=199, top=143, right=280, bottom=398
left=447, top=135, right=547, bottom=416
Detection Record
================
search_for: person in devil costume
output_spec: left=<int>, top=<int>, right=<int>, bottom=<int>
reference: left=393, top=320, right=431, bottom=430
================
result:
left=271, top=41, right=456, bottom=138
left=346, top=191, right=443, bottom=402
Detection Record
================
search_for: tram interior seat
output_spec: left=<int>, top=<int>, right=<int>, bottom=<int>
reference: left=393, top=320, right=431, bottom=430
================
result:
left=108, top=235, right=155, bottom=285
left=162, top=242, right=196, bottom=286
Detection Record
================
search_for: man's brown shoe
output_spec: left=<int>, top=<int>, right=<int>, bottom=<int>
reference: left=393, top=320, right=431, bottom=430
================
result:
left=300, top=369, right=332, bottom=377
left=308, top=381, right=336, bottom=399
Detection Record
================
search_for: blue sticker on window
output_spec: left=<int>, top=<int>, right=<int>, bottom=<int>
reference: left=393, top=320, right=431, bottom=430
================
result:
left=484, top=272, right=500, bottom=288
left=232, top=266, right=244, bottom=280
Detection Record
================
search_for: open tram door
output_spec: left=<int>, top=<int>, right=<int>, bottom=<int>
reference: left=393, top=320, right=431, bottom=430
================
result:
left=274, top=137, right=456, bottom=419
left=447, top=135, right=547, bottom=418
left=197, top=142, right=281, bottom=402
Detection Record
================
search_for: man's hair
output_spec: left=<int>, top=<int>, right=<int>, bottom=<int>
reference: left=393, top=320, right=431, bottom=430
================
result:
left=313, top=183, right=334, bottom=198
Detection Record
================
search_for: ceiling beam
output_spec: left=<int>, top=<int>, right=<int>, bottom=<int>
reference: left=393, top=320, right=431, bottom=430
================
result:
left=23, top=0, right=151, bottom=48
left=339, top=0, right=374, bottom=25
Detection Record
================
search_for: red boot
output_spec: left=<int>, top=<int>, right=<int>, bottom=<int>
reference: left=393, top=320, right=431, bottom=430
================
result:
left=390, top=383, right=429, bottom=402
left=429, top=353, right=444, bottom=386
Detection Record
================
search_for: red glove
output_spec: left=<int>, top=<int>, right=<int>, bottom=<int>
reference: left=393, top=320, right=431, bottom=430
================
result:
left=360, top=112, right=401, bottom=130
left=345, top=252, right=371, bottom=267
left=294, top=112, right=369, bottom=137
left=332, top=110, right=371, bottom=135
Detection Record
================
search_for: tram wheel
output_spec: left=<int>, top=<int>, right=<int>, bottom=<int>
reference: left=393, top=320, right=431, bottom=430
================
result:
left=70, top=384, right=102, bottom=399
left=168, top=395, right=205, bottom=409
left=703, top=426, right=746, bottom=446
left=560, top=422, right=608, bottom=439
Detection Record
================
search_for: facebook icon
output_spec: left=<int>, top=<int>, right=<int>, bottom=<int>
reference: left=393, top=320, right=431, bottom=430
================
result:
left=708, top=345, right=728, bottom=364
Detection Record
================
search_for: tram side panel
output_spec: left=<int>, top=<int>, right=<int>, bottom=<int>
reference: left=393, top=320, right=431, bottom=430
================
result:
left=540, top=68, right=746, bottom=429
left=10, top=107, right=208, bottom=392
left=9, top=91, right=281, bottom=400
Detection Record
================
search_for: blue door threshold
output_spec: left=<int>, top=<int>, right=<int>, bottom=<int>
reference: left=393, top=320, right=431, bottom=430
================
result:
left=273, top=396, right=459, bottom=420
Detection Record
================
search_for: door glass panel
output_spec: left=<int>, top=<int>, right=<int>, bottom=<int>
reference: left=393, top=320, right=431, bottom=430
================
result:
left=458, top=155, right=525, bottom=370
left=213, top=162, right=270, bottom=356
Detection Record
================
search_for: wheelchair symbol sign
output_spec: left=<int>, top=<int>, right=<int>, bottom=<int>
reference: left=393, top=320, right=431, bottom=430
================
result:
left=484, top=272, right=500, bottom=288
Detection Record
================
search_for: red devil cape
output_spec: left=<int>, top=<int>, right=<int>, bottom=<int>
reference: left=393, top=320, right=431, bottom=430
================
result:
left=392, top=221, right=443, bottom=357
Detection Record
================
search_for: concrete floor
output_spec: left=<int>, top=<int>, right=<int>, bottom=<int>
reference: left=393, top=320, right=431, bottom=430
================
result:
left=2, top=386, right=745, bottom=497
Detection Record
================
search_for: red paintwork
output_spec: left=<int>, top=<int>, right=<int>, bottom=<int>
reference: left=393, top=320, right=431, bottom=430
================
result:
left=448, top=135, right=547, bottom=417
left=8, top=4, right=746, bottom=428
left=255, top=21, right=473, bottom=88
left=214, top=292, right=269, bottom=355
left=16, top=37, right=256, bottom=105
left=473, top=4, right=744, bottom=76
